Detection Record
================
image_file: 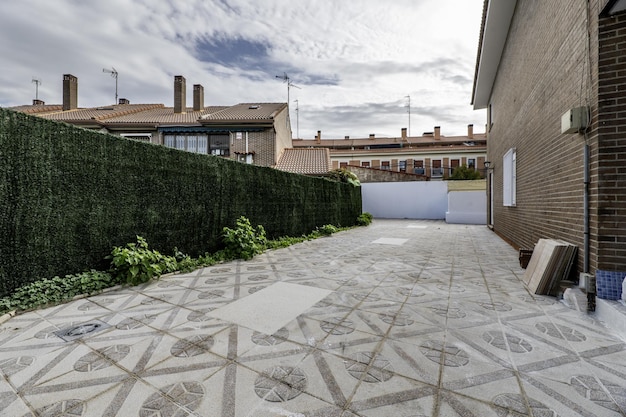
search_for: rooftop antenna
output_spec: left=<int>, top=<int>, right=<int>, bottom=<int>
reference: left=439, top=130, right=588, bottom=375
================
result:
left=102, top=67, right=118, bottom=103
left=405, top=95, right=411, bottom=137
left=275, top=72, right=300, bottom=107
left=294, top=99, right=299, bottom=139
left=32, top=77, right=41, bottom=100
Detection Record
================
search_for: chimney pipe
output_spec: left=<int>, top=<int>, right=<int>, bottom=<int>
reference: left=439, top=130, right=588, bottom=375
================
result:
left=316, top=130, right=321, bottom=143
left=62, top=74, right=78, bottom=111
left=193, top=84, right=204, bottom=111
left=174, top=75, right=186, bottom=114
left=33, top=99, right=45, bottom=106
left=344, top=135, right=350, bottom=140
left=467, top=124, right=474, bottom=139
left=434, top=126, right=441, bottom=140
left=369, top=134, right=375, bottom=140
left=401, top=128, right=407, bottom=142
left=118, top=98, right=130, bottom=105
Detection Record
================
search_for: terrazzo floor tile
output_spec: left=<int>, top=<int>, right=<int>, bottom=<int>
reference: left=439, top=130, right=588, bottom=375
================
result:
left=1, top=220, right=625, bottom=417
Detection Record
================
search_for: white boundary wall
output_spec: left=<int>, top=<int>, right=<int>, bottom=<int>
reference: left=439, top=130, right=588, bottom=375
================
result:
left=361, top=182, right=448, bottom=219
left=361, top=182, right=486, bottom=224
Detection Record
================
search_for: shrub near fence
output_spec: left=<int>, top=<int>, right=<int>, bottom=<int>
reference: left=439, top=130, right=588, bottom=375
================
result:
left=0, top=109, right=361, bottom=297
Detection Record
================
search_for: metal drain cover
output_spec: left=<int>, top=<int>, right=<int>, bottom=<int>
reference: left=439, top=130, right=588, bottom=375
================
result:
left=54, top=320, right=111, bottom=342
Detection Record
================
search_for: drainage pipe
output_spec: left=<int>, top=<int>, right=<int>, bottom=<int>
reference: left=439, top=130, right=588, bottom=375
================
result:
left=583, top=143, right=590, bottom=273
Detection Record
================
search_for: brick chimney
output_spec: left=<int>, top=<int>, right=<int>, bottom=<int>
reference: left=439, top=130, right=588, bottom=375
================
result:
left=32, top=99, right=45, bottom=106
left=118, top=98, right=130, bottom=105
left=316, top=130, right=321, bottom=143
left=467, top=124, right=474, bottom=139
left=193, top=84, right=204, bottom=111
left=174, top=75, right=186, bottom=114
left=401, top=128, right=407, bottom=142
left=434, top=126, right=441, bottom=140
left=344, top=135, right=350, bottom=140
left=369, top=134, right=375, bottom=140
left=62, top=74, right=78, bottom=111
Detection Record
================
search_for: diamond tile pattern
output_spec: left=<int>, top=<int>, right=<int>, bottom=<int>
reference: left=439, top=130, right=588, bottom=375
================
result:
left=1, top=220, right=625, bottom=416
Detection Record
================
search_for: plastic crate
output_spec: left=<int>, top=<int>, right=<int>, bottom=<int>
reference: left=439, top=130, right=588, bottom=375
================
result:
left=596, top=269, right=626, bottom=300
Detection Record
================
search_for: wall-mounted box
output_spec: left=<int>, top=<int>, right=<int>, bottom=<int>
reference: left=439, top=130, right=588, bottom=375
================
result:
left=561, top=106, right=589, bottom=134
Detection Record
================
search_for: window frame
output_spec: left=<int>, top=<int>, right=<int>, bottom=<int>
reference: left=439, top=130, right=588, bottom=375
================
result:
left=503, top=148, right=517, bottom=207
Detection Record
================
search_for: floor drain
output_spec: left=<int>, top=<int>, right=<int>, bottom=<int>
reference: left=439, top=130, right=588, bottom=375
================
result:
left=54, top=320, right=111, bottom=342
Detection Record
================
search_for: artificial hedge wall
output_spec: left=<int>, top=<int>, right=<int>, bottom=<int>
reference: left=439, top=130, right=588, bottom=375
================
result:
left=0, top=108, right=362, bottom=297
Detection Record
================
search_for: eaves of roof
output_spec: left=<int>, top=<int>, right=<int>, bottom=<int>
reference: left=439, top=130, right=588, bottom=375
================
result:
left=472, top=0, right=518, bottom=109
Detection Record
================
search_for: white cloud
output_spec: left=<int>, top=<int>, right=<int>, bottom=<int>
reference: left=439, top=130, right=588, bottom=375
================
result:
left=0, top=0, right=486, bottom=138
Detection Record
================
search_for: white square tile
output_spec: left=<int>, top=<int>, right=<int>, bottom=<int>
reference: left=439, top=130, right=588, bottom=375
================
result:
left=371, top=238, right=408, bottom=246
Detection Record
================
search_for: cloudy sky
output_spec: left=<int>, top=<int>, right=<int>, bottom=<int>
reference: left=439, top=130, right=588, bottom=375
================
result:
left=1, top=0, right=486, bottom=139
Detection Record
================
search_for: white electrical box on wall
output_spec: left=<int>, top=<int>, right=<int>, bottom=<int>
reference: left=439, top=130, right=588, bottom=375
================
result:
left=561, top=106, right=589, bottom=134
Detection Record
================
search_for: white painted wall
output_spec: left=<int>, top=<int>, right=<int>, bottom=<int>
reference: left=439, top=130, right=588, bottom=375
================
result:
left=361, top=182, right=448, bottom=219
left=361, top=182, right=486, bottom=224
left=445, top=191, right=487, bottom=224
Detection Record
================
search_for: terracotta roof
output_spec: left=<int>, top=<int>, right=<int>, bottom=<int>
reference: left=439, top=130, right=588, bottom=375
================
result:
left=39, top=104, right=164, bottom=122
left=13, top=102, right=286, bottom=127
left=200, top=103, right=286, bottom=124
left=104, top=106, right=228, bottom=124
left=8, top=104, right=63, bottom=114
left=275, top=148, right=331, bottom=175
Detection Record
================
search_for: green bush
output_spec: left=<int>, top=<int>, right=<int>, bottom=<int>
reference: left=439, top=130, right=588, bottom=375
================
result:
left=0, top=270, right=117, bottom=314
left=108, top=236, right=177, bottom=285
left=327, top=168, right=361, bottom=186
left=449, top=164, right=482, bottom=180
left=222, top=216, right=268, bottom=260
left=317, top=224, right=339, bottom=236
left=357, top=212, right=373, bottom=226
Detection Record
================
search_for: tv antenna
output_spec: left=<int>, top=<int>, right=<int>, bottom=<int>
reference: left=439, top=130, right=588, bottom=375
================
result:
left=275, top=72, right=300, bottom=106
left=102, top=67, right=118, bottom=103
left=405, top=95, right=411, bottom=137
left=32, top=77, right=42, bottom=100
left=294, top=99, right=300, bottom=139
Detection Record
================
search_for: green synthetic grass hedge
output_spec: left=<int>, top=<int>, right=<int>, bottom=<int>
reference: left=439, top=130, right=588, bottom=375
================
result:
left=0, top=108, right=362, bottom=297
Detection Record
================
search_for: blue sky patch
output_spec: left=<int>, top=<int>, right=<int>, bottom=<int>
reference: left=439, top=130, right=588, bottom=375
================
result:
left=196, top=37, right=272, bottom=72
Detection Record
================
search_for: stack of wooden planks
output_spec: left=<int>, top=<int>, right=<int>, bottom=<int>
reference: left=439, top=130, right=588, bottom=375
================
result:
left=522, top=239, right=578, bottom=295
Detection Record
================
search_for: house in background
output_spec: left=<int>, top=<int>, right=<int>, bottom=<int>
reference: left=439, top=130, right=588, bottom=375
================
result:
left=472, top=0, right=626, bottom=289
left=293, top=125, right=487, bottom=180
left=10, top=75, right=292, bottom=167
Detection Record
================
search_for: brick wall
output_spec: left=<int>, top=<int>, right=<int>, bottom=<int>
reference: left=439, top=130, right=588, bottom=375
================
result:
left=597, top=10, right=626, bottom=271
left=230, top=130, right=276, bottom=167
left=486, top=0, right=606, bottom=274
left=344, top=165, right=427, bottom=183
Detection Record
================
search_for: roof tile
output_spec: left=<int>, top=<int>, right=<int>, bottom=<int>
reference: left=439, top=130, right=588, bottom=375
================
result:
left=275, top=148, right=331, bottom=175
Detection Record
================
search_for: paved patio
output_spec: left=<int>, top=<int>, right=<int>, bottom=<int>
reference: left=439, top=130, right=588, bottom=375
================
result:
left=1, top=219, right=625, bottom=417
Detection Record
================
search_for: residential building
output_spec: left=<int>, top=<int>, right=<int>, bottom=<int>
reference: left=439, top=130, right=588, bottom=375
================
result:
left=293, top=125, right=487, bottom=180
left=472, top=0, right=626, bottom=279
left=10, top=75, right=292, bottom=167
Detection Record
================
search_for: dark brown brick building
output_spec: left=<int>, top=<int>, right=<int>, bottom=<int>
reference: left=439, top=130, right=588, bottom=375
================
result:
left=472, top=0, right=626, bottom=280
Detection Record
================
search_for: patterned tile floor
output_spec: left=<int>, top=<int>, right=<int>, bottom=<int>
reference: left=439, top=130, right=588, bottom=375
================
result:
left=1, top=220, right=625, bottom=417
